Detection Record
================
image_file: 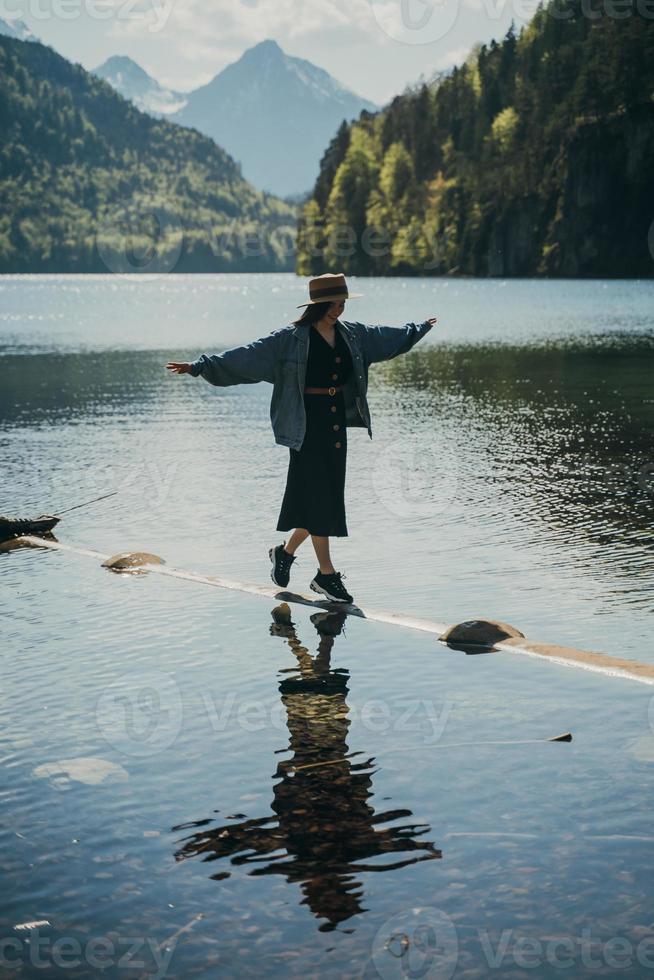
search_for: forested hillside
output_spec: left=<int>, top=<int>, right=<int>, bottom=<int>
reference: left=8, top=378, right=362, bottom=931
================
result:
left=0, top=37, right=297, bottom=273
left=297, top=0, right=654, bottom=278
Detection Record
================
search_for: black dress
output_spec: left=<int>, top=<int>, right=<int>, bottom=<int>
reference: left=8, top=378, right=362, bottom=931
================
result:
left=276, top=324, right=353, bottom=537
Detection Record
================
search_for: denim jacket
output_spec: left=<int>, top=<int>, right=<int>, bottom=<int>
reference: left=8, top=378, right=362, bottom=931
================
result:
left=189, top=318, right=433, bottom=451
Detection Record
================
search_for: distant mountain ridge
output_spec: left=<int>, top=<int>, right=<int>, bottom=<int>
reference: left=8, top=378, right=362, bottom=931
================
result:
left=0, top=35, right=297, bottom=273
left=93, top=55, right=187, bottom=116
left=93, top=40, right=378, bottom=198
left=7, top=31, right=379, bottom=199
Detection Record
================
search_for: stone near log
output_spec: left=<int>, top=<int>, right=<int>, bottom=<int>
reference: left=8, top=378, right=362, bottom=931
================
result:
left=102, top=552, right=165, bottom=573
left=440, top=619, right=525, bottom=647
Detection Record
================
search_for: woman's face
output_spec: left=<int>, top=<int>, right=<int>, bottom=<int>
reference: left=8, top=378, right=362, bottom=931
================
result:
left=326, top=299, right=345, bottom=323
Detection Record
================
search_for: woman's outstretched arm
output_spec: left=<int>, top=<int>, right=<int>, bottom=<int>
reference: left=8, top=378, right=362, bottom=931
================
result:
left=166, top=330, right=282, bottom=386
left=354, top=316, right=437, bottom=365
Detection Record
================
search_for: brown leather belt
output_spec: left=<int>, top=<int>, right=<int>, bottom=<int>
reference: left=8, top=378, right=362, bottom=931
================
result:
left=304, top=385, right=344, bottom=395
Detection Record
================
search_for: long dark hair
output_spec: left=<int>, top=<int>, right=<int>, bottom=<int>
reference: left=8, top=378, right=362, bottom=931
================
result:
left=291, top=302, right=332, bottom=327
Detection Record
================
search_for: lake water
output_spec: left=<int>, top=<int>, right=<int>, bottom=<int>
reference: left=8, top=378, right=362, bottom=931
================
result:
left=2, top=274, right=654, bottom=977
left=2, top=274, right=652, bottom=658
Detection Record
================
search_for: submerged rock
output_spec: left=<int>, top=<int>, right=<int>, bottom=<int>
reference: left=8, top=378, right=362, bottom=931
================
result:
left=33, top=757, right=129, bottom=787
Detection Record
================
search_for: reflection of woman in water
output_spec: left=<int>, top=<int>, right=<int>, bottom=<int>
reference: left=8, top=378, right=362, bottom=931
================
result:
left=173, top=604, right=441, bottom=932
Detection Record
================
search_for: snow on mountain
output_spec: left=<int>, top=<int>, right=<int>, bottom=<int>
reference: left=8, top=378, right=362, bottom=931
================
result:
left=93, top=55, right=187, bottom=116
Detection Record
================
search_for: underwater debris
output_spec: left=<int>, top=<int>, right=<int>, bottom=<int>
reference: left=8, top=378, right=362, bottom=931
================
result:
left=0, top=515, right=59, bottom=541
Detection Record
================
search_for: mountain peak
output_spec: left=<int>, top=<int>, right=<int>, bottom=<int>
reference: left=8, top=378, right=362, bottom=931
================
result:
left=102, top=54, right=140, bottom=67
left=243, top=39, right=284, bottom=61
left=95, top=54, right=149, bottom=79
left=172, top=40, right=378, bottom=196
left=93, top=55, right=187, bottom=116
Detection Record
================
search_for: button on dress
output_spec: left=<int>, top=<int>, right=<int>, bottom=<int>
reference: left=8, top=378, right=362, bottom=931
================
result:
left=276, top=325, right=353, bottom=536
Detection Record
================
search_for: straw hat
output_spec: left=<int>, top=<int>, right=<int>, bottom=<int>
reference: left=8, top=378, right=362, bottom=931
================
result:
left=296, top=272, right=363, bottom=308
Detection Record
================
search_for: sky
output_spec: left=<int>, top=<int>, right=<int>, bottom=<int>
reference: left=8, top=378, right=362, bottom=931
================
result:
left=1, top=0, right=535, bottom=104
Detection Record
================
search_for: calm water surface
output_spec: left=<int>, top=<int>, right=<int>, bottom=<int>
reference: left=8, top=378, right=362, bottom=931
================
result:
left=2, top=274, right=654, bottom=977
left=2, top=274, right=652, bottom=657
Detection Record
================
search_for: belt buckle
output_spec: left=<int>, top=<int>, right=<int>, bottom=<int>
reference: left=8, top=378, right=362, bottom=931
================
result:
left=328, top=386, right=336, bottom=396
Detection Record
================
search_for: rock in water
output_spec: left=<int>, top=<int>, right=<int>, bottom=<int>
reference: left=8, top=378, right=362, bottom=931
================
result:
left=101, top=552, right=165, bottom=573
left=440, top=619, right=525, bottom=646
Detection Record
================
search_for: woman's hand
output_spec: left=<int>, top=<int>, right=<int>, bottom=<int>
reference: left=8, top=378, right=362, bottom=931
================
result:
left=166, top=361, right=193, bottom=375
left=426, top=316, right=438, bottom=326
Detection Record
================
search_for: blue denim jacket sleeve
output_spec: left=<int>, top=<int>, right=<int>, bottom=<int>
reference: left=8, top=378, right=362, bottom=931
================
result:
left=353, top=319, right=433, bottom=365
left=189, top=331, right=280, bottom=386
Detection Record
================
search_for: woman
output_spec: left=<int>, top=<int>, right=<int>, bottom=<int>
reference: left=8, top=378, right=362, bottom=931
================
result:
left=166, top=272, right=437, bottom=605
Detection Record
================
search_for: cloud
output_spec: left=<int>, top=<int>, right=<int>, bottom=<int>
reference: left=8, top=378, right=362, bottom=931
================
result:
left=93, top=0, right=520, bottom=100
left=438, top=44, right=470, bottom=67
left=110, top=0, right=373, bottom=53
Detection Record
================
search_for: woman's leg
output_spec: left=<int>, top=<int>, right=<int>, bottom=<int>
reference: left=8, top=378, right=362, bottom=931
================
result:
left=284, top=528, right=310, bottom=555
left=311, top=535, right=336, bottom=574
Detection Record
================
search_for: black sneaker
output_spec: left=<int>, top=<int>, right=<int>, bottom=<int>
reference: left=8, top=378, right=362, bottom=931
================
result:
left=269, top=542, right=297, bottom=588
left=310, top=570, right=353, bottom=604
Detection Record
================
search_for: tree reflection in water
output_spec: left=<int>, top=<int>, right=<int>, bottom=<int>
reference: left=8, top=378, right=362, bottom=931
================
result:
left=172, top=603, right=441, bottom=931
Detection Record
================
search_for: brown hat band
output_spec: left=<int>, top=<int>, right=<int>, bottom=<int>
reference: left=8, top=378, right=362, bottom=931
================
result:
left=311, top=284, right=349, bottom=300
